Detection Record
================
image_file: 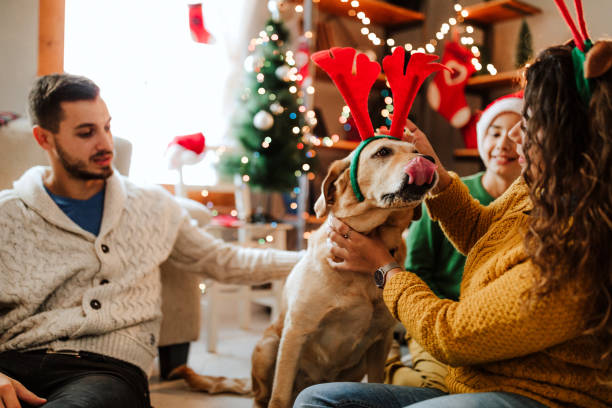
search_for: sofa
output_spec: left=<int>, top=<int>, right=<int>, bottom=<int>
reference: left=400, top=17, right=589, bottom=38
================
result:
left=0, top=117, right=208, bottom=378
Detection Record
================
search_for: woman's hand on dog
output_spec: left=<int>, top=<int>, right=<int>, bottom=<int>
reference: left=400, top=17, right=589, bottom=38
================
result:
left=378, top=118, right=452, bottom=193
left=326, top=215, right=395, bottom=275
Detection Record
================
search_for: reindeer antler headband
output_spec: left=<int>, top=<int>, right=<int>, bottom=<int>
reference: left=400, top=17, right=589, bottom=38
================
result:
left=311, top=47, right=448, bottom=202
left=553, top=0, right=594, bottom=105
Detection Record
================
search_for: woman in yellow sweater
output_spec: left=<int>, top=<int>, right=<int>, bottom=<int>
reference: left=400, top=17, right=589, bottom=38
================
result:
left=294, top=39, right=612, bottom=408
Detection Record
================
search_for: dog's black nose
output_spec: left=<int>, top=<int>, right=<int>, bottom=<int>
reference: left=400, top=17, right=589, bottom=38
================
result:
left=422, top=155, right=436, bottom=164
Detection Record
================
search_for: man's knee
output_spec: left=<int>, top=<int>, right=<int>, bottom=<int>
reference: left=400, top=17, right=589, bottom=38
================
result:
left=45, top=374, right=146, bottom=408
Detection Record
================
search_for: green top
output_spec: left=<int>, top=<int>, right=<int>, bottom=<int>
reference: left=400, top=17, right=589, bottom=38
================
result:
left=404, top=172, right=493, bottom=300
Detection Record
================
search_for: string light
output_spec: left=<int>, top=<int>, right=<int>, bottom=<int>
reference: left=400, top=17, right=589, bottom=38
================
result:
left=335, top=1, right=498, bottom=74
left=324, top=0, right=500, bottom=126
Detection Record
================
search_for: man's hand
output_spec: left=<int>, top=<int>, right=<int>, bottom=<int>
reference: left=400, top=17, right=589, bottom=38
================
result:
left=0, top=373, right=46, bottom=408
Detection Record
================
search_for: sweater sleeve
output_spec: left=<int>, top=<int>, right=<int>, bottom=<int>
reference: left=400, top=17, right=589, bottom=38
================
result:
left=425, top=173, right=496, bottom=255
left=383, top=266, right=590, bottom=366
left=164, top=215, right=303, bottom=284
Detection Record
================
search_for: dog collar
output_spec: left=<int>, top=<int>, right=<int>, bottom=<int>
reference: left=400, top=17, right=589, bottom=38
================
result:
left=350, top=135, right=401, bottom=202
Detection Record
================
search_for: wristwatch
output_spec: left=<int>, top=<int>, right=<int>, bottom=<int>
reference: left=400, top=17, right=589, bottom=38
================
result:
left=374, top=262, right=401, bottom=289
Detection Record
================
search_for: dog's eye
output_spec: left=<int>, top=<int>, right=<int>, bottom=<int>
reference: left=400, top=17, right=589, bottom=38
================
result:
left=373, top=147, right=392, bottom=158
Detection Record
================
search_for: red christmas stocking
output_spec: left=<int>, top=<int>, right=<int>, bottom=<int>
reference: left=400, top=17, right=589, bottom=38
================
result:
left=427, top=40, right=475, bottom=128
left=188, top=4, right=213, bottom=44
left=460, top=112, right=480, bottom=149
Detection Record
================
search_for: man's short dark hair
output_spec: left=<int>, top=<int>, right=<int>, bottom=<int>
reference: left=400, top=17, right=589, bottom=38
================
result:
left=28, top=73, right=100, bottom=133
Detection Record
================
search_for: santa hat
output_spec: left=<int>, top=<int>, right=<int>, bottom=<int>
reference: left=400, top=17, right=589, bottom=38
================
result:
left=166, top=132, right=206, bottom=170
left=476, top=91, right=524, bottom=162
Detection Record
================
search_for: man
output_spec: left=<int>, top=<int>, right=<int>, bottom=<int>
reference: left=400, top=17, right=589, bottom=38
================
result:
left=0, top=73, right=301, bottom=408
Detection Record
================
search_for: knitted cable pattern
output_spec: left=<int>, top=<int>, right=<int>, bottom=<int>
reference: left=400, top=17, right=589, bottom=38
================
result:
left=0, top=167, right=301, bottom=373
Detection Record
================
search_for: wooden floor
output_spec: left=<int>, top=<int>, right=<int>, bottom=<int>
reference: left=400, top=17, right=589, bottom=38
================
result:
left=149, top=295, right=271, bottom=408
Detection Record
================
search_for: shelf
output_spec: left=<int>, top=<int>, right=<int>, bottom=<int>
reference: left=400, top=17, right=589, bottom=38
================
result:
left=466, top=70, right=522, bottom=92
left=314, top=139, right=360, bottom=151
left=317, top=66, right=521, bottom=93
left=315, top=0, right=425, bottom=26
left=462, top=0, right=541, bottom=25
left=453, top=148, right=481, bottom=159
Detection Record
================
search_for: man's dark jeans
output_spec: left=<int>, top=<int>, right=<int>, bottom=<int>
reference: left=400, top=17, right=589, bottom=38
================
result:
left=0, top=350, right=150, bottom=408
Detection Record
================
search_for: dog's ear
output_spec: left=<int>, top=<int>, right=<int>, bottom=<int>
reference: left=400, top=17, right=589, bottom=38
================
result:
left=314, top=157, right=351, bottom=218
left=411, top=203, right=423, bottom=221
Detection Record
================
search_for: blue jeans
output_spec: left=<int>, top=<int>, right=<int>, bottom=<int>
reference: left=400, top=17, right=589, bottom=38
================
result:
left=294, top=382, right=548, bottom=408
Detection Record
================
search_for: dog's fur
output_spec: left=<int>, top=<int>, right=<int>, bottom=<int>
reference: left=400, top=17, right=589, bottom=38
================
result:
left=251, top=138, right=437, bottom=408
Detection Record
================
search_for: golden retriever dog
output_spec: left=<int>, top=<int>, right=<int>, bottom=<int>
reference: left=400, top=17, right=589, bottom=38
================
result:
left=251, top=136, right=438, bottom=408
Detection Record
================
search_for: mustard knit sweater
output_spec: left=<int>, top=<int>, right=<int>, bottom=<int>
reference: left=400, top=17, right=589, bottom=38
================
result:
left=383, top=174, right=611, bottom=408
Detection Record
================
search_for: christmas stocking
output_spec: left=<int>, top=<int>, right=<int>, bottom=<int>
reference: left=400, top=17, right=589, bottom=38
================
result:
left=427, top=40, right=475, bottom=128
left=460, top=112, right=480, bottom=149
left=188, top=4, right=213, bottom=44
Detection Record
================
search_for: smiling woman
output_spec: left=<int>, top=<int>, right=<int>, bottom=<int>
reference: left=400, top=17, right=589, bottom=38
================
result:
left=61, top=0, right=265, bottom=186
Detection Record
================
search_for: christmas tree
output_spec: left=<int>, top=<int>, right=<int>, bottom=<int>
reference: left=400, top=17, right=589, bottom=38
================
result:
left=516, top=19, right=533, bottom=68
left=218, top=15, right=316, bottom=194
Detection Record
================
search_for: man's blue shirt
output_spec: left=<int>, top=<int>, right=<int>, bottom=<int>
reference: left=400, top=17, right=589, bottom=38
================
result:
left=45, top=186, right=105, bottom=236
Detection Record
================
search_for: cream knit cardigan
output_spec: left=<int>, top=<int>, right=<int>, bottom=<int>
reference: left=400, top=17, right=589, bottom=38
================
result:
left=0, top=167, right=302, bottom=374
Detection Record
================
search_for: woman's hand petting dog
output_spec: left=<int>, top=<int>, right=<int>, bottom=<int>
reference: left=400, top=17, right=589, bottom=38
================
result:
left=378, top=118, right=451, bottom=194
left=326, top=215, right=395, bottom=275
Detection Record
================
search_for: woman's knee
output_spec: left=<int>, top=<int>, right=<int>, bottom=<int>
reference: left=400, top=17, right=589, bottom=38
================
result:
left=294, top=383, right=335, bottom=407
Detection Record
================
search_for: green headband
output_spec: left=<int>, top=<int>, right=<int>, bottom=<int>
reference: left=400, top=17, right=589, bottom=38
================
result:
left=350, top=135, right=401, bottom=202
left=572, top=39, right=593, bottom=105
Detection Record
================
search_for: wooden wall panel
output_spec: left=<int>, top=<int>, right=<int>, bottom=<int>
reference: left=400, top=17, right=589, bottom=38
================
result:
left=38, top=0, right=65, bottom=75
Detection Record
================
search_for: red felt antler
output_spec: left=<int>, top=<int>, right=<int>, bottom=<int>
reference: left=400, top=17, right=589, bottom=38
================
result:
left=553, top=0, right=590, bottom=51
left=383, top=47, right=450, bottom=139
left=311, top=47, right=380, bottom=140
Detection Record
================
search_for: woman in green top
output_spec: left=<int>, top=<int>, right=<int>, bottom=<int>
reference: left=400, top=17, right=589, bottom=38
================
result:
left=387, top=92, right=524, bottom=390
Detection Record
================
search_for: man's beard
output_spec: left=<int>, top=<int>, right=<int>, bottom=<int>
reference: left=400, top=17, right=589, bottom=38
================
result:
left=55, top=141, right=114, bottom=181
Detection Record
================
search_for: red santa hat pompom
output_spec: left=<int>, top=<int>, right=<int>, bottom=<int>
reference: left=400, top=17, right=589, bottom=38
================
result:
left=476, top=91, right=524, bottom=162
left=166, top=132, right=206, bottom=170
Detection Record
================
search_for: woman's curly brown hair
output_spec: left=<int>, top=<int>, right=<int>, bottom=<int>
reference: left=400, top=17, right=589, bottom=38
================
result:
left=523, top=44, right=612, bottom=362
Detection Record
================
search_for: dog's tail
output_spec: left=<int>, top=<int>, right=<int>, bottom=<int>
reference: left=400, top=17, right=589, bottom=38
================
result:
left=168, top=365, right=253, bottom=395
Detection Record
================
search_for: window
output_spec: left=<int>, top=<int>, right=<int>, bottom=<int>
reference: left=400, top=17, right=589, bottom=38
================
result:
left=64, top=0, right=253, bottom=186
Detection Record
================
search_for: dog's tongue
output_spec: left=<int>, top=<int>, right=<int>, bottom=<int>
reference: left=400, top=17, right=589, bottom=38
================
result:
left=404, top=156, right=437, bottom=186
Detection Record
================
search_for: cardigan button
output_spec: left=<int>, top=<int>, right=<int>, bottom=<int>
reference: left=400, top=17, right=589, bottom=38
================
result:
left=90, top=299, right=101, bottom=310
left=149, top=334, right=156, bottom=345
left=100, top=279, right=110, bottom=285
left=101, top=244, right=109, bottom=253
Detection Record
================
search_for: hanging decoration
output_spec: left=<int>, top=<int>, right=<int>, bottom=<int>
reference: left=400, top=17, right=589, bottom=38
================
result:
left=253, top=110, right=275, bottom=130
left=188, top=3, right=214, bottom=44
left=427, top=39, right=475, bottom=128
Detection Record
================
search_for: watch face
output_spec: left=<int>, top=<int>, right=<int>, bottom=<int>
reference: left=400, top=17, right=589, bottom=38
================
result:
left=374, top=269, right=385, bottom=288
